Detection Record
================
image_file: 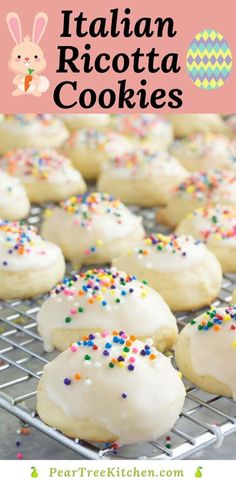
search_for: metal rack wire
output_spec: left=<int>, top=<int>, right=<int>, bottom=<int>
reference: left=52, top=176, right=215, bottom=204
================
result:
left=0, top=205, right=236, bottom=460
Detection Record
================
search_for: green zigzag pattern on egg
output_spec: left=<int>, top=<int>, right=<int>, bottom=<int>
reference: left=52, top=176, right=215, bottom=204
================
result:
left=186, top=29, right=232, bottom=90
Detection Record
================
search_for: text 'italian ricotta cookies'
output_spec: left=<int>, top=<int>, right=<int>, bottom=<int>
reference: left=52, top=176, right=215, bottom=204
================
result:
left=41, top=192, right=145, bottom=268
left=0, top=170, right=30, bottom=220
left=59, top=114, right=111, bottom=132
left=0, top=220, right=65, bottom=299
left=97, top=150, right=188, bottom=207
left=62, top=129, right=132, bottom=180
left=113, top=233, right=222, bottom=312
left=170, top=133, right=236, bottom=172
left=175, top=305, right=236, bottom=399
left=37, top=267, right=178, bottom=353
left=176, top=205, right=236, bottom=273
left=1, top=148, right=86, bottom=204
left=167, top=114, right=227, bottom=138
left=113, top=114, right=173, bottom=151
left=0, top=114, right=69, bottom=154
left=37, top=331, right=186, bottom=446
left=158, top=170, right=236, bottom=227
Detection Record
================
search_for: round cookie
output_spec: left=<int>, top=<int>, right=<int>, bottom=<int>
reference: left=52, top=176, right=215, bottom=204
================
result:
left=62, top=129, right=132, bottom=180
left=112, top=233, right=222, bottom=312
left=0, top=114, right=69, bottom=154
left=170, top=133, right=236, bottom=172
left=97, top=150, right=188, bottom=206
left=175, top=306, right=236, bottom=399
left=0, top=170, right=30, bottom=220
left=37, top=267, right=178, bottom=353
left=0, top=220, right=65, bottom=299
left=59, top=114, right=111, bottom=131
left=37, top=331, right=186, bottom=445
left=1, top=148, right=86, bottom=204
left=168, top=114, right=227, bottom=138
left=176, top=205, right=236, bottom=273
left=114, top=114, right=173, bottom=151
left=41, top=192, right=145, bottom=268
left=158, top=170, right=236, bottom=227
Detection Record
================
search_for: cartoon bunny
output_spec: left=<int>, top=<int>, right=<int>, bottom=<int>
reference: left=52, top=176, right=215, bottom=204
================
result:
left=6, top=12, right=50, bottom=97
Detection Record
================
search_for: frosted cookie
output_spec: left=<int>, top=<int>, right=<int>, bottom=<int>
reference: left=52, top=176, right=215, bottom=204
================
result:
left=175, top=306, right=236, bottom=399
left=59, top=114, right=111, bottom=131
left=168, top=114, right=227, bottom=138
left=0, top=170, right=30, bottom=220
left=114, top=114, right=173, bottom=151
left=170, top=133, right=236, bottom=172
left=158, top=170, right=236, bottom=227
left=97, top=150, right=188, bottom=206
left=37, top=331, right=185, bottom=445
left=176, top=205, right=236, bottom=273
left=0, top=114, right=69, bottom=154
left=37, top=267, right=178, bottom=353
left=113, top=233, right=222, bottom=312
left=0, top=220, right=65, bottom=299
left=41, top=192, right=145, bottom=267
left=62, top=129, right=132, bottom=180
left=2, top=148, right=86, bottom=204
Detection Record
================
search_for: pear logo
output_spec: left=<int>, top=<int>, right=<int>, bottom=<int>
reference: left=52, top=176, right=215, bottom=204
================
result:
left=195, top=466, right=203, bottom=478
left=31, top=467, right=39, bottom=478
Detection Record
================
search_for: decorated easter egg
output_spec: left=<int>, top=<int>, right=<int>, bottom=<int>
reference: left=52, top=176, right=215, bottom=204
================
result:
left=186, top=29, right=232, bottom=90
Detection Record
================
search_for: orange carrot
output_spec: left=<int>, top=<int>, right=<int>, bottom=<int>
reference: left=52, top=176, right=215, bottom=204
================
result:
left=24, top=69, right=34, bottom=92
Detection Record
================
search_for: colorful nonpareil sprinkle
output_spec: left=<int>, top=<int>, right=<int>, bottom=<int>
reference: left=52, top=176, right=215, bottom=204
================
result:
left=66, top=129, right=123, bottom=152
left=117, top=114, right=169, bottom=138
left=188, top=205, right=236, bottom=241
left=0, top=220, right=47, bottom=267
left=190, top=305, right=236, bottom=333
left=50, top=268, right=149, bottom=323
left=62, top=331, right=158, bottom=386
left=173, top=133, right=236, bottom=161
left=60, top=192, right=123, bottom=228
left=131, top=233, right=201, bottom=258
left=5, top=148, right=70, bottom=180
left=4, top=114, right=54, bottom=126
left=175, top=170, right=236, bottom=200
left=110, top=150, right=173, bottom=170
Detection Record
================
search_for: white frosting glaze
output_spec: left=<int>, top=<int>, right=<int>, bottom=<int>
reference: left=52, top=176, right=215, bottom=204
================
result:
left=0, top=220, right=62, bottom=272
left=178, top=205, right=236, bottom=248
left=0, top=171, right=29, bottom=214
left=2, top=148, right=84, bottom=185
left=42, top=193, right=144, bottom=261
left=100, top=150, right=187, bottom=180
left=124, top=233, right=207, bottom=272
left=183, top=306, right=236, bottom=399
left=37, top=267, right=177, bottom=352
left=40, top=331, right=185, bottom=445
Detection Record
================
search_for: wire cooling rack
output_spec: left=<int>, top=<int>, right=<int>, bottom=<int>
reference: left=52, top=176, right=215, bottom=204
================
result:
left=0, top=205, right=236, bottom=460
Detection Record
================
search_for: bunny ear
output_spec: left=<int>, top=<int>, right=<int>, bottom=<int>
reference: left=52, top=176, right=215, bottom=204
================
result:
left=32, top=12, right=48, bottom=44
left=6, top=12, right=22, bottom=44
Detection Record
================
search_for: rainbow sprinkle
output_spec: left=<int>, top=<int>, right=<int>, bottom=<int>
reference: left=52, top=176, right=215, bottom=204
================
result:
left=190, top=305, right=236, bottom=334
left=190, top=205, right=236, bottom=241
left=133, top=233, right=201, bottom=257
left=117, top=114, right=169, bottom=138
left=0, top=220, right=46, bottom=266
left=5, top=148, right=69, bottom=180
left=4, top=114, right=54, bottom=126
left=62, top=331, right=157, bottom=386
left=60, top=192, right=123, bottom=229
left=175, top=171, right=236, bottom=200
left=50, top=268, right=149, bottom=323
